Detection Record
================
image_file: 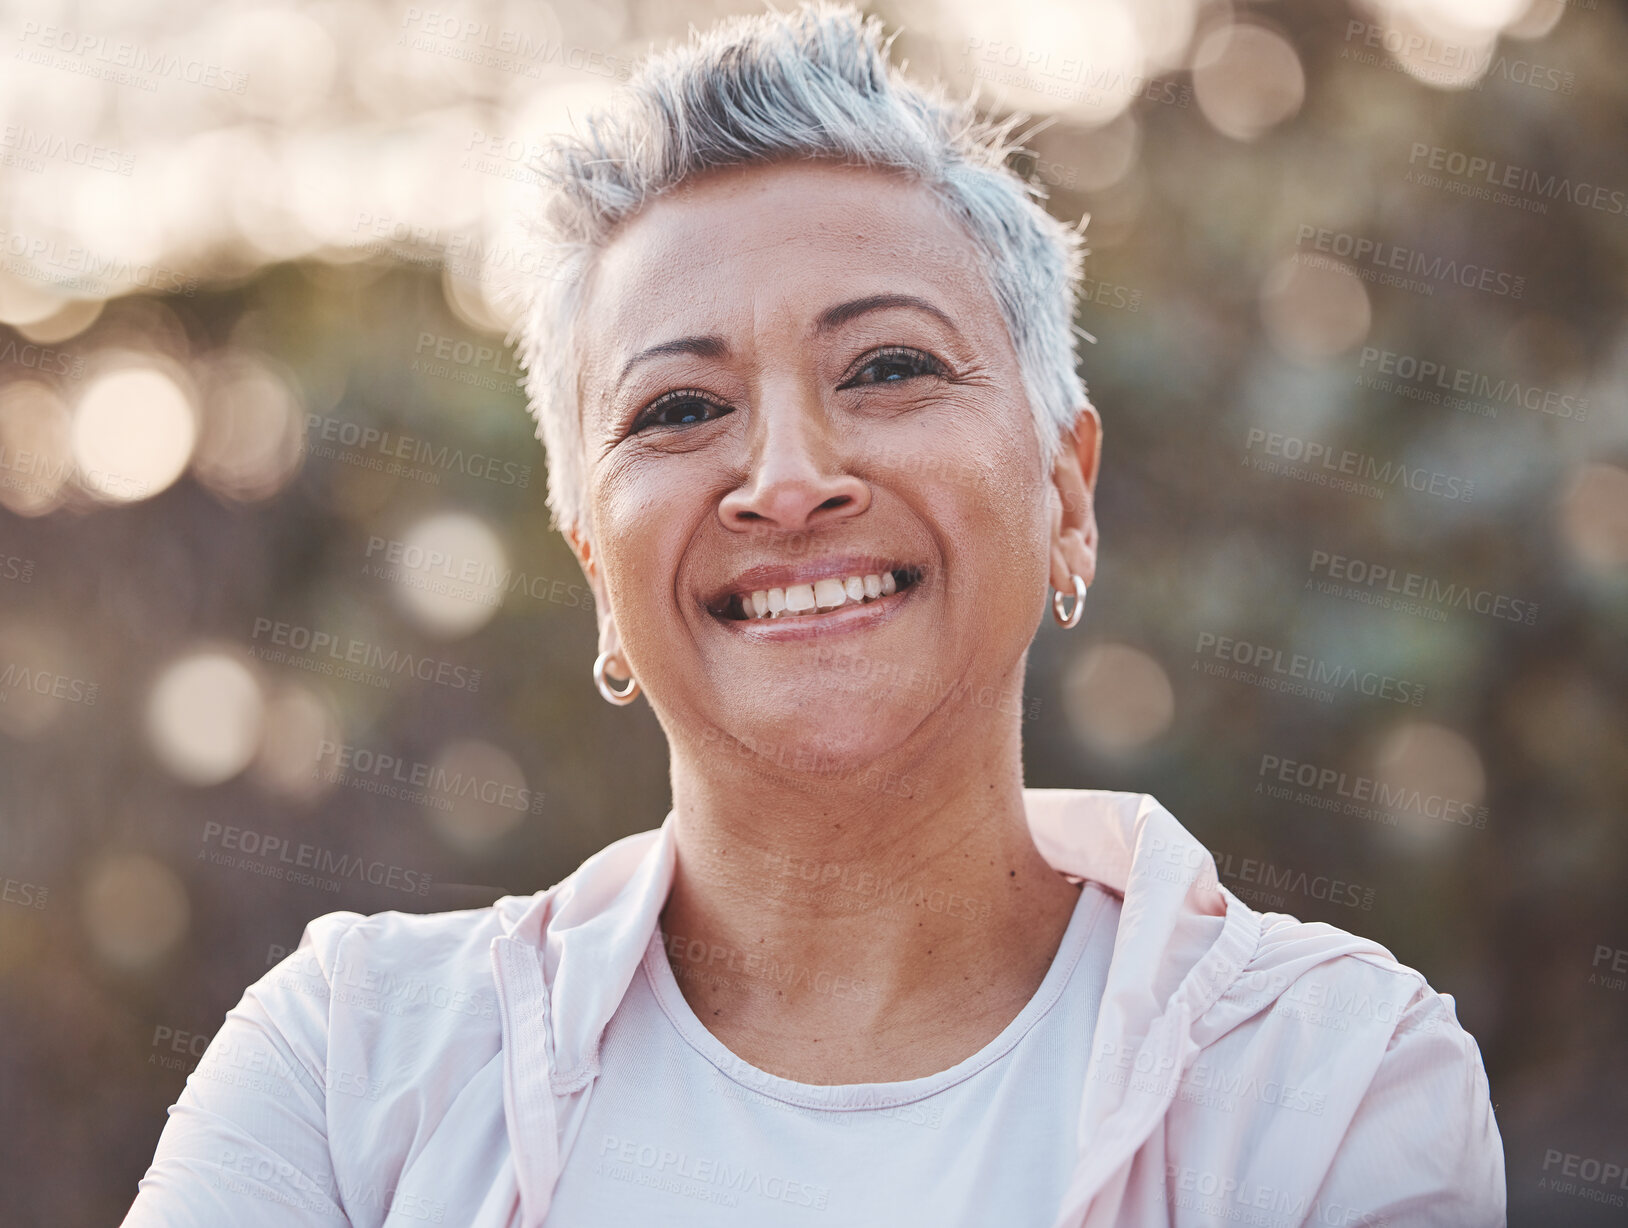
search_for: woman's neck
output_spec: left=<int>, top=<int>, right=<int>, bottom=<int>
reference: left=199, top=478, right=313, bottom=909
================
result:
left=660, top=719, right=1082, bottom=1084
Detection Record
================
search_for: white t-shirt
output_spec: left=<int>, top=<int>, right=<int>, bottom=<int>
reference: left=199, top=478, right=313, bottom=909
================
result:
left=543, top=880, right=1119, bottom=1227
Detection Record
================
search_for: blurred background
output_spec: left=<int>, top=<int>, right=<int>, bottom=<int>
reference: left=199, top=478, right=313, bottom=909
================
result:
left=1, top=0, right=1625, bottom=1222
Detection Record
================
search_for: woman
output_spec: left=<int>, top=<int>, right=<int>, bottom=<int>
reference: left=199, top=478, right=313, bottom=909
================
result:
left=125, top=5, right=1505, bottom=1225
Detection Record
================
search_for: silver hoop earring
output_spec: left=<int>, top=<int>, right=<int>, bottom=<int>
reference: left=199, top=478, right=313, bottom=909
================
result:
left=593, top=651, right=640, bottom=706
left=1052, top=574, right=1087, bottom=629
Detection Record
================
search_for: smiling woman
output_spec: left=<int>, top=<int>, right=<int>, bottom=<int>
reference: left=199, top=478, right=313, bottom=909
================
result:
left=123, top=4, right=1504, bottom=1227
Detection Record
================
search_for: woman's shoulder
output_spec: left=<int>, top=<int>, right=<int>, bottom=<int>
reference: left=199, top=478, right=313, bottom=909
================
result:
left=249, top=892, right=549, bottom=1048
left=1165, top=901, right=1504, bottom=1219
left=1224, top=904, right=1468, bottom=1042
left=292, top=891, right=542, bottom=963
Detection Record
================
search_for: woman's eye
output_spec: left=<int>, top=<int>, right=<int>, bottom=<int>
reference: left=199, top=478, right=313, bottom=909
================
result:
left=841, top=348, right=945, bottom=388
left=634, top=393, right=732, bottom=431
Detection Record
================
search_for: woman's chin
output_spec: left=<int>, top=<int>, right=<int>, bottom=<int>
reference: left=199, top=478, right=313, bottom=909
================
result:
left=694, top=702, right=916, bottom=783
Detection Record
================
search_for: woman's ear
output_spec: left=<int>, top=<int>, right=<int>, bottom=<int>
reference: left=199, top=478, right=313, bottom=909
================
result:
left=567, top=526, right=630, bottom=676
left=1048, top=404, right=1102, bottom=593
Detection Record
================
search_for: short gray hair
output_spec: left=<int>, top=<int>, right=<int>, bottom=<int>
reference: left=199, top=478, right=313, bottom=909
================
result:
left=512, top=1, right=1089, bottom=536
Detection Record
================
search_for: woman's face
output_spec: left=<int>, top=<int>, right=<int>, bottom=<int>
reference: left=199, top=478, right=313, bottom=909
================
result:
left=573, top=161, right=1097, bottom=771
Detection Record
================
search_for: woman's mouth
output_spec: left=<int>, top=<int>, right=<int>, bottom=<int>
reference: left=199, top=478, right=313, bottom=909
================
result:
left=712, top=568, right=923, bottom=621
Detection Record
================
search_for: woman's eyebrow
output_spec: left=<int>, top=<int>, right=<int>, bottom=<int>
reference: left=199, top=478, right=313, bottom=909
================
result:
left=612, top=293, right=959, bottom=393
left=814, top=293, right=961, bottom=336
left=615, top=334, right=730, bottom=390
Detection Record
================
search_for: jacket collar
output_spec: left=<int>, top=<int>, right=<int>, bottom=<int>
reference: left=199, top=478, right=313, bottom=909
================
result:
left=491, top=789, right=1263, bottom=1224
left=501, top=789, right=1256, bottom=1089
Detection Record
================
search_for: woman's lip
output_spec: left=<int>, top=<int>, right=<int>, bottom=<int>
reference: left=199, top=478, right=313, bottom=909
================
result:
left=707, top=580, right=915, bottom=639
left=703, top=559, right=921, bottom=609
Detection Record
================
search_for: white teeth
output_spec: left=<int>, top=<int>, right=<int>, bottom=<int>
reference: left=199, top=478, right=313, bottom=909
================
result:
left=734, top=570, right=913, bottom=619
left=813, top=578, right=847, bottom=610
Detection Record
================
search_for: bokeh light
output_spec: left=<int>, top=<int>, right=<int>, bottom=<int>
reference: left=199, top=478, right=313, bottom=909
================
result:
left=1062, top=642, right=1176, bottom=756
left=80, top=853, right=191, bottom=972
left=1557, top=462, right=1628, bottom=574
left=250, top=682, right=343, bottom=802
left=1193, top=23, right=1306, bottom=141
left=71, top=365, right=198, bottom=504
left=425, top=738, right=531, bottom=853
left=1370, top=720, right=1486, bottom=848
left=0, top=623, right=93, bottom=739
left=0, top=381, right=74, bottom=517
left=192, top=351, right=308, bottom=503
left=14, top=298, right=103, bottom=345
left=386, top=510, right=510, bottom=639
left=144, top=651, right=266, bottom=786
left=0, top=275, right=69, bottom=328
left=1259, top=255, right=1373, bottom=360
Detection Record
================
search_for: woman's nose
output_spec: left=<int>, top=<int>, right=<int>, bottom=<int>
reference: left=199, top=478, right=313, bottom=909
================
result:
left=718, top=397, right=870, bottom=534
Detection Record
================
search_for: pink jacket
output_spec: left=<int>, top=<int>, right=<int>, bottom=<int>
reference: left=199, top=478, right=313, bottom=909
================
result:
left=124, top=789, right=1506, bottom=1226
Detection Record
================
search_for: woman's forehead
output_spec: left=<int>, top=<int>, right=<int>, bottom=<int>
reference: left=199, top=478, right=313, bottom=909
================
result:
left=576, top=163, right=996, bottom=380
